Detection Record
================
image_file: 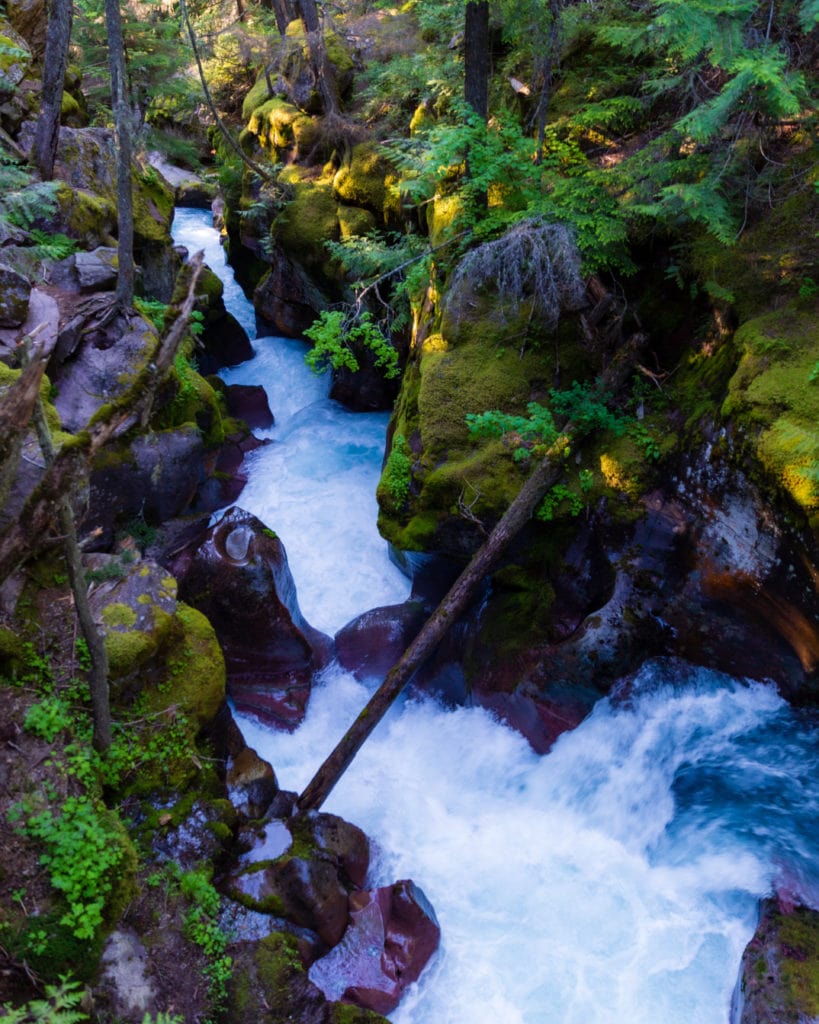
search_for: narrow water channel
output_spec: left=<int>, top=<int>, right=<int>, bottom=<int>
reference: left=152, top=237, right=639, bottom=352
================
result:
left=172, top=208, right=819, bottom=1024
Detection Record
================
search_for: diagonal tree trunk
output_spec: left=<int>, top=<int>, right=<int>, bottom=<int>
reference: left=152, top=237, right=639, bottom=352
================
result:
left=298, top=332, right=647, bottom=813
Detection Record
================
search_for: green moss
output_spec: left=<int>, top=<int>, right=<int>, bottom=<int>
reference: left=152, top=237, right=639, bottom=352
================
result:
left=427, top=194, right=463, bottom=248
left=332, top=141, right=399, bottom=225
left=105, top=629, right=156, bottom=677
left=689, top=146, right=817, bottom=322
left=54, top=182, right=116, bottom=247
left=101, top=602, right=138, bottom=629
left=337, top=203, right=377, bottom=239
left=245, top=97, right=315, bottom=162
left=723, top=306, right=819, bottom=522
left=327, top=1004, right=391, bottom=1023
left=272, top=171, right=340, bottom=276
left=242, top=74, right=274, bottom=121
left=776, top=907, right=819, bottom=1016
left=157, top=602, right=226, bottom=728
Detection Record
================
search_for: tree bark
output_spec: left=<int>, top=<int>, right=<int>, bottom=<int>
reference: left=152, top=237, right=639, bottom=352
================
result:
left=31, top=386, right=112, bottom=752
left=105, top=0, right=136, bottom=307
left=464, top=0, right=490, bottom=119
left=298, top=332, right=648, bottom=813
left=533, top=0, right=561, bottom=166
left=296, top=0, right=338, bottom=116
left=31, top=0, right=72, bottom=180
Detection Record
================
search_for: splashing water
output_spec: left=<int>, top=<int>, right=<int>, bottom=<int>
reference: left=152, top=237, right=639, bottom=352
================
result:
left=172, top=208, right=819, bottom=1023
left=171, top=208, right=410, bottom=634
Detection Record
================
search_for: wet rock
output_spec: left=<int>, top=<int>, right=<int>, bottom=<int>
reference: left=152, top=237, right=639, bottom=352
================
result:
left=170, top=507, right=332, bottom=730
left=0, top=261, right=30, bottom=327
left=254, top=245, right=328, bottom=338
left=733, top=898, right=819, bottom=1024
left=226, top=811, right=369, bottom=949
left=224, top=383, right=274, bottom=430
left=148, top=796, right=236, bottom=871
left=86, top=426, right=208, bottom=542
left=197, top=311, right=254, bottom=373
left=309, top=880, right=441, bottom=1015
left=335, top=601, right=427, bottom=681
left=227, top=744, right=280, bottom=820
left=228, top=854, right=350, bottom=948
left=148, top=154, right=217, bottom=208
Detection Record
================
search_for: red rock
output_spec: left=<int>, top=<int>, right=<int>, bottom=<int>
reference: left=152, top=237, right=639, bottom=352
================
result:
left=309, top=880, right=441, bottom=1014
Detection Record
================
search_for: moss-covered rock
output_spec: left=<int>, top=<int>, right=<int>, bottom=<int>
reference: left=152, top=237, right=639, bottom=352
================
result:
left=92, top=559, right=225, bottom=732
left=272, top=168, right=340, bottom=280
left=332, top=141, right=400, bottom=227
left=723, top=305, right=818, bottom=528
left=245, top=96, right=317, bottom=163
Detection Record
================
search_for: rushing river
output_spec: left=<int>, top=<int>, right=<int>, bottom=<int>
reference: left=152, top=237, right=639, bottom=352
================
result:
left=172, top=208, right=819, bottom=1024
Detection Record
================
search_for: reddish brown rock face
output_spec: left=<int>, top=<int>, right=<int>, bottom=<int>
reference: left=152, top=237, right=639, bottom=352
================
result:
left=309, top=880, right=441, bottom=1014
left=172, top=507, right=333, bottom=730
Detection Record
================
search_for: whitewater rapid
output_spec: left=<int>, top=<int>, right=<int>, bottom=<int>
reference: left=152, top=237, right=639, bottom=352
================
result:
left=172, top=208, right=819, bottom=1024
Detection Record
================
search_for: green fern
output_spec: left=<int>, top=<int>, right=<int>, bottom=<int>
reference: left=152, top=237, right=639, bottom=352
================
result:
left=29, top=230, right=79, bottom=261
left=0, top=181, right=61, bottom=230
left=1, top=975, right=86, bottom=1023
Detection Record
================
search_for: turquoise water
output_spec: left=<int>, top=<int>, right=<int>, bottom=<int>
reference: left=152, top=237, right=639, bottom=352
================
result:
left=173, top=208, right=819, bottom=1023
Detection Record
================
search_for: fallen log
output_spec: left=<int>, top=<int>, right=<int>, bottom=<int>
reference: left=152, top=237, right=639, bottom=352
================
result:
left=298, top=332, right=647, bottom=812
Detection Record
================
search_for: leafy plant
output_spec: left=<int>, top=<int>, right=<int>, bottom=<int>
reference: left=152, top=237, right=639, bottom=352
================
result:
left=24, top=694, right=74, bottom=742
left=304, top=310, right=400, bottom=379
left=9, top=795, right=126, bottom=940
left=29, top=231, right=79, bottom=262
left=0, top=181, right=61, bottom=230
left=1, top=975, right=86, bottom=1023
left=383, top=434, right=413, bottom=507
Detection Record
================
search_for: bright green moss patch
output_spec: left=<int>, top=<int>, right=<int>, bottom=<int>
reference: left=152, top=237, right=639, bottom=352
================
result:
left=333, top=141, right=399, bottom=225
left=272, top=171, right=340, bottom=275
left=101, top=602, right=138, bottom=629
left=246, top=97, right=315, bottom=161
left=776, top=907, right=819, bottom=1016
left=723, top=306, right=819, bottom=522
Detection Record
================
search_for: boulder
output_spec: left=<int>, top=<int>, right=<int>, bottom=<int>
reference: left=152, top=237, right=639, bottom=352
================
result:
left=0, top=261, right=30, bottom=327
left=254, top=244, right=328, bottom=339
left=87, top=427, right=208, bottom=543
left=5, top=0, right=45, bottom=56
left=224, top=383, right=274, bottom=431
left=226, top=810, right=369, bottom=949
left=227, top=744, right=280, bottom=821
left=309, top=880, right=441, bottom=1015
left=335, top=601, right=427, bottom=681
left=170, top=507, right=332, bottom=730
left=0, top=287, right=59, bottom=366
left=50, top=306, right=159, bottom=431
left=88, top=557, right=226, bottom=731
left=198, top=311, right=254, bottom=373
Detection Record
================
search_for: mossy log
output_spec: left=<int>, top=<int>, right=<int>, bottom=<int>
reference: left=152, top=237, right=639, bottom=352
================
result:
left=298, top=331, right=647, bottom=812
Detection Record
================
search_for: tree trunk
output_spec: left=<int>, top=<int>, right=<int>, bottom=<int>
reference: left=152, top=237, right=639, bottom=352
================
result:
left=297, top=0, right=338, bottom=116
left=464, top=0, right=490, bottom=119
left=31, top=389, right=112, bottom=752
left=298, top=332, right=648, bottom=813
left=31, top=0, right=72, bottom=180
left=533, top=0, right=561, bottom=166
left=105, top=0, right=135, bottom=307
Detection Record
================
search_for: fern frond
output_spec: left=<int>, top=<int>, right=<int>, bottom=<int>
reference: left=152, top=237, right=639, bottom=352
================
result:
left=0, top=181, right=62, bottom=230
